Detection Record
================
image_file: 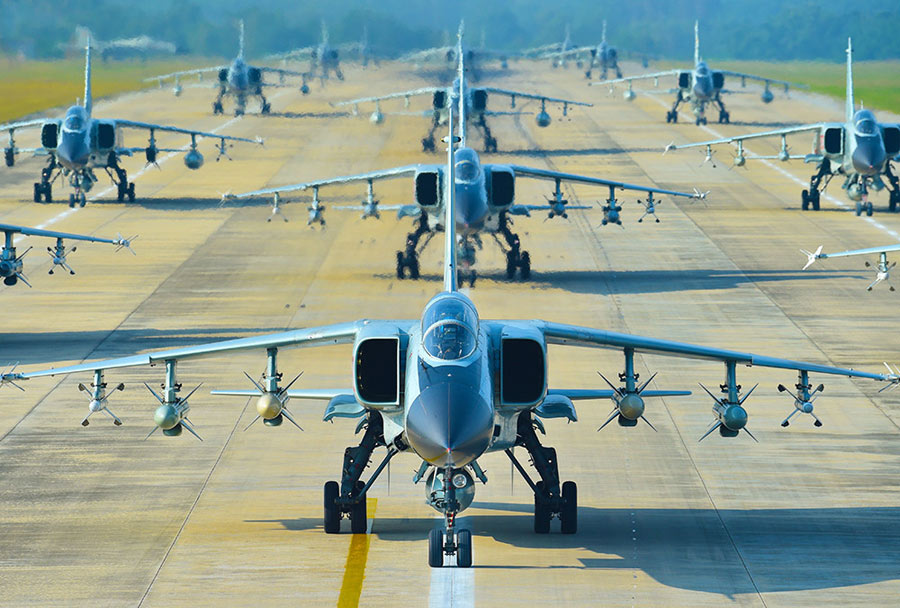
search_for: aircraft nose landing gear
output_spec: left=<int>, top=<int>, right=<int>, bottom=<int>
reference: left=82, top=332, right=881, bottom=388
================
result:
left=427, top=471, right=473, bottom=568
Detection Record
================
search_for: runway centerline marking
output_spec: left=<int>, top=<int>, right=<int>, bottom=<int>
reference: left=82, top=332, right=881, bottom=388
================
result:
left=337, top=497, right=378, bottom=608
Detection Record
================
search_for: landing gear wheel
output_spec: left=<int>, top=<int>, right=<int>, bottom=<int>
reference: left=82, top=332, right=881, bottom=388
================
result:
left=261, top=102, right=271, bottom=114
left=560, top=481, right=577, bottom=534
left=408, top=256, right=420, bottom=280
left=866, top=201, right=874, bottom=216
left=469, top=270, right=476, bottom=288
left=33, top=183, right=41, bottom=203
left=666, top=111, right=677, bottom=123
left=396, top=252, right=406, bottom=279
left=213, top=101, right=224, bottom=115
left=68, top=194, right=75, bottom=208
left=520, top=251, right=531, bottom=280
left=324, top=481, right=341, bottom=534
left=422, top=137, right=435, bottom=153
left=891, top=191, right=900, bottom=212
left=428, top=528, right=444, bottom=568
left=117, top=181, right=126, bottom=202
left=235, top=108, right=245, bottom=117
left=801, top=189, right=809, bottom=211
left=855, top=201, right=863, bottom=217
left=534, top=481, right=551, bottom=534
left=718, top=111, right=730, bottom=124
left=127, top=183, right=135, bottom=202
left=485, top=136, right=498, bottom=153
left=456, top=529, right=473, bottom=568
left=79, top=191, right=86, bottom=207
left=506, top=250, right=517, bottom=279
left=350, top=483, right=367, bottom=534
left=811, top=191, right=820, bottom=211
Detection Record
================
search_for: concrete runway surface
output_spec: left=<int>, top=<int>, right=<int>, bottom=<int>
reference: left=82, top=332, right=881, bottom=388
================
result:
left=1, top=61, right=899, bottom=607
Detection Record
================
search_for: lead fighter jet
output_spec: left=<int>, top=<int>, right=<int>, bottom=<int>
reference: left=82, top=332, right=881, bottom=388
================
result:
left=226, top=31, right=702, bottom=284
left=4, top=95, right=897, bottom=569
left=1, top=40, right=262, bottom=206
left=597, top=21, right=803, bottom=125
left=664, top=39, right=900, bottom=217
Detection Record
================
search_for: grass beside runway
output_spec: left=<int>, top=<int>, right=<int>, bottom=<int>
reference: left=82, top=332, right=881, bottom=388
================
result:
left=0, top=56, right=211, bottom=123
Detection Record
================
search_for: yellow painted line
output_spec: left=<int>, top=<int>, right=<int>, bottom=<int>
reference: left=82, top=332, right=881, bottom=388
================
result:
left=337, top=497, right=377, bottom=608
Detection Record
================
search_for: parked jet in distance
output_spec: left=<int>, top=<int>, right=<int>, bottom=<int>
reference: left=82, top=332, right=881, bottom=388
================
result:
left=597, top=21, right=803, bottom=125
left=1, top=223, right=133, bottom=287
left=1, top=41, right=262, bottom=206
left=536, top=21, right=623, bottom=80
left=664, top=39, right=900, bottom=217
left=4, top=97, right=896, bottom=572
left=267, top=21, right=345, bottom=83
left=145, top=20, right=310, bottom=115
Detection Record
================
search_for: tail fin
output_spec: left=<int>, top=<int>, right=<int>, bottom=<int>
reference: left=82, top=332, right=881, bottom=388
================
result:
left=321, top=20, right=329, bottom=45
left=444, top=99, right=459, bottom=293
left=602, top=20, right=607, bottom=44
left=694, top=20, right=700, bottom=65
left=845, top=37, right=855, bottom=123
left=238, top=19, right=245, bottom=59
left=84, top=36, right=93, bottom=116
left=456, top=27, right=467, bottom=147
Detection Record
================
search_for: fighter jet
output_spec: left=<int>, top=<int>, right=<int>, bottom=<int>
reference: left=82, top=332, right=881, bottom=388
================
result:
left=4, top=100, right=897, bottom=570
left=145, top=20, right=310, bottom=115
left=596, top=21, right=803, bottom=125
left=59, top=25, right=176, bottom=61
left=267, top=21, right=344, bottom=83
left=333, top=24, right=591, bottom=153
left=226, top=35, right=702, bottom=284
left=1, top=41, right=262, bottom=207
left=1, top=223, right=133, bottom=288
left=532, top=21, right=623, bottom=80
left=664, top=39, right=899, bottom=217
left=802, top=243, right=900, bottom=291
left=400, top=21, right=512, bottom=81
left=523, top=24, right=577, bottom=67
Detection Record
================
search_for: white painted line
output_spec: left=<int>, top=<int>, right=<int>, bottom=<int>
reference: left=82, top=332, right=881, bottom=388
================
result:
left=648, top=95, right=900, bottom=243
left=429, top=516, right=475, bottom=608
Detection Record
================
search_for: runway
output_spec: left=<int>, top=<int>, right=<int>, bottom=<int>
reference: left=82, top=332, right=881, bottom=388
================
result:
left=1, top=61, right=899, bottom=607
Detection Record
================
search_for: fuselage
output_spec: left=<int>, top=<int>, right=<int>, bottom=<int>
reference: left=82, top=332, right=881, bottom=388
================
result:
left=845, top=109, right=887, bottom=177
left=57, top=106, right=93, bottom=171
left=690, top=61, right=716, bottom=102
left=227, top=58, right=251, bottom=93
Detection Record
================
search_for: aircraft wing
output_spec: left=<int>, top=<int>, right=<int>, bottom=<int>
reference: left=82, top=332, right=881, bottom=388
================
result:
left=0, top=118, right=47, bottom=133
left=0, top=223, right=132, bottom=248
left=332, top=88, right=443, bottom=108
left=538, top=46, right=594, bottom=60
left=664, top=124, right=825, bottom=152
left=801, top=243, right=900, bottom=270
left=112, top=120, right=263, bottom=146
left=12, top=323, right=364, bottom=380
left=265, top=47, right=317, bottom=61
left=142, top=66, right=227, bottom=83
left=480, top=87, right=592, bottom=108
left=256, top=66, right=310, bottom=79
left=399, top=47, right=454, bottom=63
left=508, top=166, right=706, bottom=199
left=223, top=165, right=420, bottom=201
left=538, top=321, right=895, bottom=383
left=717, top=70, right=807, bottom=91
left=591, top=70, right=680, bottom=87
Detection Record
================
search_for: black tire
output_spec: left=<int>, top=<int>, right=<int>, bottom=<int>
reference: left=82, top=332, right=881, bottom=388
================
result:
left=811, top=192, right=820, bottom=211
left=506, top=251, right=517, bottom=279
left=33, top=183, right=41, bottom=203
left=801, top=190, right=809, bottom=211
left=665, top=112, right=672, bottom=124
left=534, top=481, right=550, bottom=534
left=560, top=481, right=578, bottom=534
left=127, top=183, right=135, bottom=202
left=890, top=192, right=898, bottom=212
left=408, top=256, right=420, bottom=280
left=671, top=112, right=678, bottom=124
left=68, top=194, right=75, bottom=208
left=324, top=481, right=341, bottom=534
left=469, top=270, right=476, bottom=288
left=866, top=201, right=873, bottom=217
left=396, top=252, right=406, bottom=279
left=44, top=184, right=52, bottom=203
left=856, top=201, right=863, bottom=217
left=456, top=529, right=473, bottom=568
left=117, top=182, right=126, bottom=202
left=350, top=494, right=367, bottom=534
left=520, top=252, right=531, bottom=280
left=428, top=528, right=444, bottom=568
left=79, top=192, right=86, bottom=207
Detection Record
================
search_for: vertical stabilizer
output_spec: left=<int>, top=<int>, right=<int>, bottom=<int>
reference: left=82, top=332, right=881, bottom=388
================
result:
left=457, top=28, right=467, bottom=147
left=694, top=20, right=700, bottom=65
left=444, top=99, right=458, bottom=293
left=846, top=38, right=855, bottom=123
left=84, top=37, right=93, bottom=116
left=602, top=20, right=607, bottom=44
left=238, top=20, right=245, bottom=59
left=321, top=20, right=329, bottom=45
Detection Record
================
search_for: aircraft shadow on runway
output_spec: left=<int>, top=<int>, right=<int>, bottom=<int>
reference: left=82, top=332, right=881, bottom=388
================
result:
left=0, top=327, right=282, bottom=365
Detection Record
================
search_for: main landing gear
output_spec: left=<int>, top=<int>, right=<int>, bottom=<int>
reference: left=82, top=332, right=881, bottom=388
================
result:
left=396, top=215, right=433, bottom=280
left=886, top=162, right=900, bottom=213
left=497, top=213, right=531, bottom=280
left=33, top=159, right=57, bottom=203
left=323, top=412, right=398, bottom=534
left=665, top=92, right=683, bottom=123
left=106, top=155, right=135, bottom=203
left=428, top=474, right=473, bottom=568
left=714, top=96, right=730, bottom=124
left=475, top=115, right=498, bottom=153
left=801, top=158, right=830, bottom=211
left=506, top=412, right=578, bottom=535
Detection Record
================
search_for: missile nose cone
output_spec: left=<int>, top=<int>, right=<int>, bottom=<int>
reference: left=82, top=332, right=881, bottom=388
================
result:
left=722, top=404, right=748, bottom=431
left=617, top=393, right=645, bottom=420
left=154, top=404, right=179, bottom=430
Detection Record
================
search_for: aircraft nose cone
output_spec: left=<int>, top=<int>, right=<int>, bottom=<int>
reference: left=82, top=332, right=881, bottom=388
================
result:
left=57, top=136, right=89, bottom=168
left=455, top=192, right=487, bottom=233
left=852, top=142, right=885, bottom=176
left=406, top=382, right=493, bottom=468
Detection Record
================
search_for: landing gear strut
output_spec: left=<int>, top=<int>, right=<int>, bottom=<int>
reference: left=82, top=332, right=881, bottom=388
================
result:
left=886, top=162, right=900, bottom=213
left=428, top=468, right=473, bottom=568
left=396, top=215, right=431, bottom=279
left=665, top=92, right=682, bottom=123
left=801, top=158, right=830, bottom=211
left=506, top=412, right=577, bottom=534
left=323, top=412, right=393, bottom=534
left=498, top=213, right=530, bottom=280
left=475, top=115, right=497, bottom=153
left=33, top=158, right=57, bottom=203
left=107, top=155, right=135, bottom=203
left=714, top=95, right=730, bottom=124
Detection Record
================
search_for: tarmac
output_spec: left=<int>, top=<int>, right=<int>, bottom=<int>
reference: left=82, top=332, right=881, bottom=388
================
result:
left=1, top=60, right=899, bottom=607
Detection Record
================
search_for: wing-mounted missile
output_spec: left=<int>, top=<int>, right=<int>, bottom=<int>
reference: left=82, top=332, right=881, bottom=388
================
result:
left=636, top=192, right=662, bottom=223
left=600, top=185, right=622, bottom=226
left=0, top=240, right=32, bottom=287
left=801, top=245, right=825, bottom=270
left=307, top=187, right=326, bottom=228
left=698, top=361, right=757, bottom=442
left=0, top=363, right=25, bottom=391
left=78, top=370, right=124, bottom=426
left=210, top=347, right=304, bottom=431
left=777, top=371, right=823, bottom=428
left=596, top=348, right=691, bottom=431
left=144, top=360, right=202, bottom=440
